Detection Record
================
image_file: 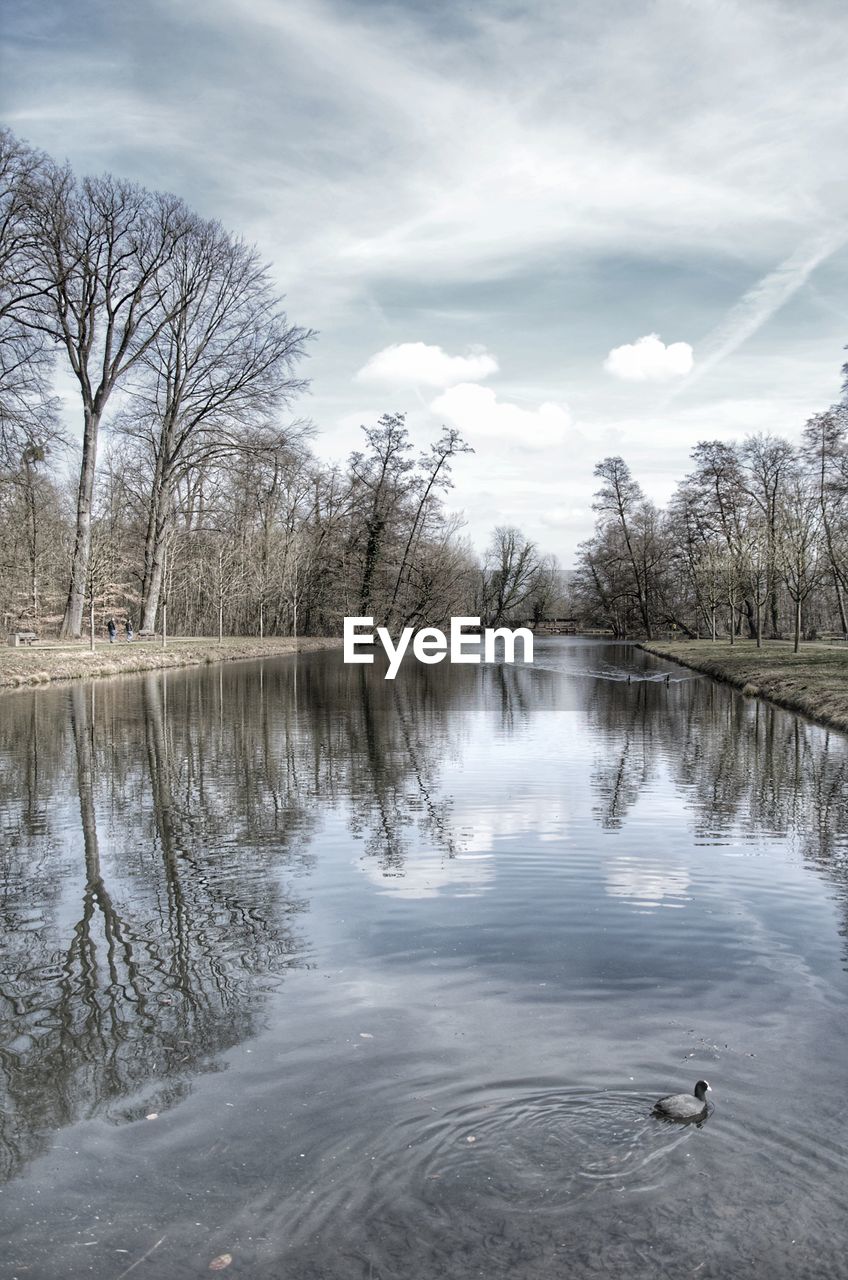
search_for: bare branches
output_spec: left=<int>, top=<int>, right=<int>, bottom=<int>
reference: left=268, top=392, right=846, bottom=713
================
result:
left=0, top=129, right=60, bottom=466
left=578, top=420, right=848, bottom=645
left=0, top=126, right=316, bottom=638
left=113, top=216, right=315, bottom=631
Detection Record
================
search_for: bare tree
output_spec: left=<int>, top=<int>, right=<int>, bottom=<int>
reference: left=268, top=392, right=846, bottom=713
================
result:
left=21, top=165, right=192, bottom=635
left=0, top=129, right=58, bottom=466
left=117, top=219, right=313, bottom=633
left=740, top=433, right=795, bottom=638
left=348, top=413, right=415, bottom=616
left=388, top=425, right=473, bottom=625
left=777, top=468, right=822, bottom=652
left=481, top=525, right=542, bottom=625
left=743, top=512, right=771, bottom=648
left=592, top=456, right=654, bottom=638
left=0, top=441, right=67, bottom=629
left=574, top=528, right=633, bottom=637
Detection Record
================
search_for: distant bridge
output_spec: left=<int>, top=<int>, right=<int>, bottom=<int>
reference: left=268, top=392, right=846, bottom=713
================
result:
left=517, top=618, right=578, bottom=635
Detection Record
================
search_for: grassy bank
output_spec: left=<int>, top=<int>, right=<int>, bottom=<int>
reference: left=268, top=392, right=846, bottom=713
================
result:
left=0, top=635, right=339, bottom=693
left=640, top=639, right=848, bottom=733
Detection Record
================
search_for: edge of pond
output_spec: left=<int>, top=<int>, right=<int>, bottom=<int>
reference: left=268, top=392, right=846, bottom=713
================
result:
left=639, top=640, right=848, bottom=735
left=0, top=636, right=342, bottom=695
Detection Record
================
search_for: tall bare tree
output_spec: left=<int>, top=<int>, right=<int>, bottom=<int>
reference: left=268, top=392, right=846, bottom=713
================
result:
left=348, top=413, right=415, bottom=616
left=117, top=218, right=313, bottom=632
left=388, top=425, right=472, bottom=625
left=777, top=467, right=822, bottom=653
left=592, top=456, right=654, bottom=638
left=481, top=525, right=542, bottom=625
left=740, top=433, right=794, bottom=638
left=22, top=165, right=191, bottom=635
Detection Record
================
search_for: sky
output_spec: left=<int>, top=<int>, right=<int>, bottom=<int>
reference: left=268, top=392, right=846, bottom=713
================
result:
left=3, top=0, right=848, bottom=566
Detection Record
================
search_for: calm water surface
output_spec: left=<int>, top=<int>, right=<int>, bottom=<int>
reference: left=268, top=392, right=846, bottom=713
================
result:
left=2, top=639, right=848, bottom=1279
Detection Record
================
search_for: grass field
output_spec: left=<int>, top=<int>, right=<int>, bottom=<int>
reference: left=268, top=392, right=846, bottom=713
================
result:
left=0, top=635, right=339, bottom=692
left=641, top=639, right=848, bottom=733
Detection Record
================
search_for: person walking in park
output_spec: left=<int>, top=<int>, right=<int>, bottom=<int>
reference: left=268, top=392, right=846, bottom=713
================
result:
left=107, top=617, right=117, bottom=644
left=125, top=618, right=134, bottom=642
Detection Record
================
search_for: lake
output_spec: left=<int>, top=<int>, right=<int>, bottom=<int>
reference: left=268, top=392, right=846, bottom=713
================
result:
left=2, top=638, right=848, bottom=1279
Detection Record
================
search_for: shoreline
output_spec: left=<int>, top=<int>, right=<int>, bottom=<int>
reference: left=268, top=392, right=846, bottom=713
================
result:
left=640, top=639, right=848, bottom=734
left=0, top=635, right=340, bottom=693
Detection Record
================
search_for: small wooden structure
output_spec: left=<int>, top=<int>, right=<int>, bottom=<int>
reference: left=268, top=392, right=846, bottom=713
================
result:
left=7, top=630, right=38, bottom=647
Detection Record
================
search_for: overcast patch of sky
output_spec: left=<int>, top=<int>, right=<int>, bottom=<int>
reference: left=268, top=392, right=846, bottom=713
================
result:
left=2, top=0, right=848, bottom=563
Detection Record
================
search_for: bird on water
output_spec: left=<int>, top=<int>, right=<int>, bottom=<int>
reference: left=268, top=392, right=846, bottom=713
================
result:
left=652, top=1080, right=711, bottom=1122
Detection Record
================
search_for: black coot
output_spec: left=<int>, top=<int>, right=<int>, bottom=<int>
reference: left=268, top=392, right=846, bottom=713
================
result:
left=652, top=1079, right=711, bottom=1122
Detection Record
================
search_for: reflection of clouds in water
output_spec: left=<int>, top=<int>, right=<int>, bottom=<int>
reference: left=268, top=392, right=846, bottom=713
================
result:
left=460, top=791, right=568, bottom=853
left=358, top=850, right=494, bottom=899
left=358, top=786, right=570, bottom=898
left=604, top=856, right=691, bottom=910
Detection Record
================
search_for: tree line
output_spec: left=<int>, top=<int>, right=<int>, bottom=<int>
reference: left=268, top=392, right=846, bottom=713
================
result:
left=575, top=398, right=848, bottom=649
left=8, top=125, right=844, bottom=651
left=0, top=128, right=562, bottom=640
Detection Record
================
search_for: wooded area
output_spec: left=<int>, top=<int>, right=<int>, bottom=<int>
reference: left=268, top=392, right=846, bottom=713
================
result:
left=4, top=127, right=848, bottom=651
left=575, top=407, right=848, bottom=649
left=0, top=129, right=562, bottom=641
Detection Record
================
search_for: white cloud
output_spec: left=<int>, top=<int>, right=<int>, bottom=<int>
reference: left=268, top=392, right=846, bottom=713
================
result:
left=431, top=383, right=571, bottom=449
left=356, top=342, right=498, bottom=387
left=604, top=333, right=694, bottom=382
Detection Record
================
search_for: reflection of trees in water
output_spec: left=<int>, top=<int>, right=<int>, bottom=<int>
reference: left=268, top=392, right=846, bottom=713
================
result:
left=585, top=661, right=848, bottom=863
left=0, top=667, right=321, bottom=1182
left=489, top=662, right=535, bottom=736
left=6, top=647, right=845, bottom=1184
left=0, top=654, right=492, bottom=1181
left=299, top=658, right=476, bottom=873
left=586, top=660, right=848, bottom=985
left=338, top=660, right=544, bottom=870
left=588, top=680, right=658, bottom=829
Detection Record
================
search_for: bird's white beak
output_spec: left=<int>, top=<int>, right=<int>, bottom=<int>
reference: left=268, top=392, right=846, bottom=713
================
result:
left=707, top=1085, right=712, bottom=1092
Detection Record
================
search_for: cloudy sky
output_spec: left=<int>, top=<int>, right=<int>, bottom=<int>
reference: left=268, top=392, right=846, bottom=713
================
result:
left=3, top=0, right=848, bottom=564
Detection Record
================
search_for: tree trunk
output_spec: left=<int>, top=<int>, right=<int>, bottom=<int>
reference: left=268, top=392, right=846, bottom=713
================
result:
left=23, top=460, right=39, bottom=620
left=360, top=516, right=384, bottom=614
left=61, top=406, right=100, bottom=637
left=794, top=598, right=801, bottom=654
left=834, top=570, right=848, bottom=637
left=141, top=528, right=167, bottom=633
left=818, top=482, right=848, bottom=635
left=141, top=490, right=161, bottom=613
left=141, top=458, right=173, bottom=633
left=768, top=511, right=780, bottom=637
left=141, top=451, right=164, bottom=610
left=769, top=591, right=780, bottom=639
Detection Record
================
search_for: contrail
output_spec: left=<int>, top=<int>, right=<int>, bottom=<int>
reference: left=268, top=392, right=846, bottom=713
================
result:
left=668, top=227, right=847, bottom=399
